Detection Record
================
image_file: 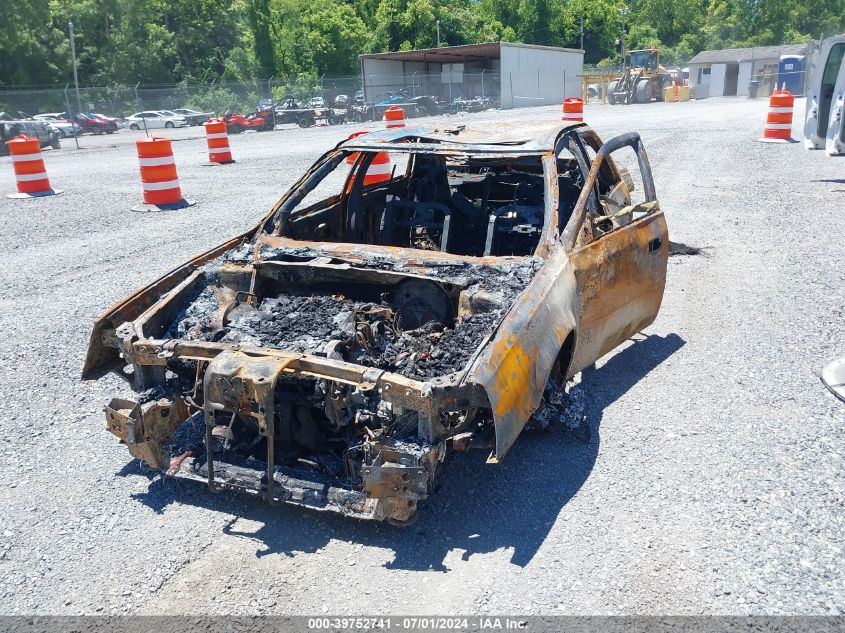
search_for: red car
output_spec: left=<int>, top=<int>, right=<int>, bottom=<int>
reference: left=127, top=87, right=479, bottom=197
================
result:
left=222, top=110, right=274, bottom=134
left=59, top=112, right=118, bottom=135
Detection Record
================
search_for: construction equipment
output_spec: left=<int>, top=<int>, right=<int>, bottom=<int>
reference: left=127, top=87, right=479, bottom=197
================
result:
left=608, top=48, right=676, bottom=104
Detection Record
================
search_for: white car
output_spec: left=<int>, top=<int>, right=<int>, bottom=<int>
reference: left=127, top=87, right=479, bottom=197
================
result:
left=309, top=97, right=326, bottom=108
left=33, top=113, right=82, bottom=138
left=125, top=111, right=188, bottom=130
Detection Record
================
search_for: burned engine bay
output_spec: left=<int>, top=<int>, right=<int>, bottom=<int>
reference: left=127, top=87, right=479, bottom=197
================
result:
left=108, top=244, right=540, bottom=522
left=172, top=245, right=539, bottom=379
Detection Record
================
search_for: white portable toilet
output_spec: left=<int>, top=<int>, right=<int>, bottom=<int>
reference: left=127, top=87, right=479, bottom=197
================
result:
left=825, top=59, right=845, bottom=154
left=804, top=34, right=845, bottom=150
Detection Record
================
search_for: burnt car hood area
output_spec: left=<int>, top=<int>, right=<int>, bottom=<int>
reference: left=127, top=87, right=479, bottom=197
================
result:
left=83, top=123, right=669, bottom=524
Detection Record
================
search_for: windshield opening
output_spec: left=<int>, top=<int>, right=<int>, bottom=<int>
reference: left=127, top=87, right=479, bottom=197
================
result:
left=272, top=148, right=553, bottom=257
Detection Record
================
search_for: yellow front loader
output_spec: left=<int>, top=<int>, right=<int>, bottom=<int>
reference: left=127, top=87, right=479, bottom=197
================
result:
left=608, top=49, right=676, bottom=104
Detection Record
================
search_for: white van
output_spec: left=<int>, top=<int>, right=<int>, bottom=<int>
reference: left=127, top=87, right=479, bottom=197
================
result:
left=826, top=62, right=845, bottom=154
left=804, top=35, right=845, bottom=154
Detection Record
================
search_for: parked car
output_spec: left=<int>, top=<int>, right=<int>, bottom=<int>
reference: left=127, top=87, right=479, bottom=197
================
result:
left=309, top=96, right=326, bottom=108
left=83, top=122, right=668, bottom=525
left=33, top=113, right=83, bottom=138
left=171, top=108, right=213, bottom=126
left=59, top=112, right=118, bottom=135
left=0, top=113, right=61, bottom=155
left=90, top=112, right=128, bottom=129
left=272, top=98, right=315, bottom=128
left=355, top=89, right=442, bottom=121
left=125, top=111, right=188, bottom=130
left=222, top=109, right=275, bottom=134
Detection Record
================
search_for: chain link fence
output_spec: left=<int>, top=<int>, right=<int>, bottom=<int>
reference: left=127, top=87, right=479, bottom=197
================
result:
left=0, top=72, right=506, bottom=121
left=0, top=53, right=818, bottom=129
left=0, top=74, right=482, bottom=118
left=0, top=81, right=274, bottom=119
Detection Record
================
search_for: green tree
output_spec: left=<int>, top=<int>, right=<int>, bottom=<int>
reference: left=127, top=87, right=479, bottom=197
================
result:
left=248, top=0, right=275, bottom=77
left=2, top=0, right=843, bottom=90
left=300, top=0, right=371, bottom=75
left=0, top=1, right=63, bottom=86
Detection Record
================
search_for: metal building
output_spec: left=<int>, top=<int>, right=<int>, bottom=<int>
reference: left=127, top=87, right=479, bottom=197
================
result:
left=360, top=42, right=584, bottom=109
left=687, top=43, right=810, bottom=98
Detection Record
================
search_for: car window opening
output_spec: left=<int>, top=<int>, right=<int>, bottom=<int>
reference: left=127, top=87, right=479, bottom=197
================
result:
left=277, top=148, right=587, bottom=257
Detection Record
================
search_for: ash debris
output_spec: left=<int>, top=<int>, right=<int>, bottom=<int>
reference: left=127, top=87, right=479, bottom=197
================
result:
left=219, top=293, right=369, bottom=354
left=530, top=375, right=589, bottom=440
left=669, top=241, right=709, bottom=257
left=353, top=312, right=502, bottom=379
left=169, top=284, right=221, bottom=340
left=168, top=247, right=541, bottom=381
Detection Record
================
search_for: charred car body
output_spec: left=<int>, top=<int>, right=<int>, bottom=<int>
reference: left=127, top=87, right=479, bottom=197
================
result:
left=84, top=122, right=668, bottom=524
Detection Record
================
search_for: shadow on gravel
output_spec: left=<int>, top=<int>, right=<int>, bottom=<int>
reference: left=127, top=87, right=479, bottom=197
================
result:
left=124, top=333, right=684, bottom=571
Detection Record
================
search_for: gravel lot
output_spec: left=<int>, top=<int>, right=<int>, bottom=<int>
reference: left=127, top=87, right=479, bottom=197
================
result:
left=0, top=97, right=843, bottom=616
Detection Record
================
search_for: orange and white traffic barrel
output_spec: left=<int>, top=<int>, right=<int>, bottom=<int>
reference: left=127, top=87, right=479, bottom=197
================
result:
left=759, top=88, right=795, bottom=143
left=345, top=131, right=369, bottom=164
left=344, top=131, right=392, bottom=190
left=133, top=136, right=195, bottom=211
left=203, top=119, right=234, bottom=164
left=384, top=106, right=406, bottom=129
left=673, top=81, right=680, bottom=103
left=562, top=98, right=584, bottom=123
left=362, top=151, right=392, bottom=186
left=5, top=134, right=63, bottom=198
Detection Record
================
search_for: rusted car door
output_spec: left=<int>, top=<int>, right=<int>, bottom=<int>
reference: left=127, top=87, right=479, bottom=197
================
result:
left=562, top=132, right=669, bottom=377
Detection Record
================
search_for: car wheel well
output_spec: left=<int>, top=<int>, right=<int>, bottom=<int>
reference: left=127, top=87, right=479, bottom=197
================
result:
left=553, top=331, right=577, bottom=383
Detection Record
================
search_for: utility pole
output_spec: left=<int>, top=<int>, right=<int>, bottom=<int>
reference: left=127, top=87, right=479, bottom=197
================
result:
left=68, top=21, right=82, bottom=113
left=436, top=20, right=441, bottom=47
left=580, top=15, right=584, bottom=50
left=619, top=7, right=629, bottom=68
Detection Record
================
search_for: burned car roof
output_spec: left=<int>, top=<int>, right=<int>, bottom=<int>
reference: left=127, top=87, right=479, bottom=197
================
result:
left=339, top=121, right=585, bottom=153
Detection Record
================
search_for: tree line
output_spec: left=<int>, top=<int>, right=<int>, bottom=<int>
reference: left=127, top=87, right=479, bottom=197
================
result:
left=2, top=0, right=843, bottom=88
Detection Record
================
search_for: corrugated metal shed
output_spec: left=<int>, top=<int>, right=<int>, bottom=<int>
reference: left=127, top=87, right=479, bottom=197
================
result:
left=687, top=43, right=809, bottom=65
left=360, top=41, right=583, bottom=108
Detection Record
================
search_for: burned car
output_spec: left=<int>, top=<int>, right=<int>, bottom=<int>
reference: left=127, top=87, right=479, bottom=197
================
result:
left=83, top=122, right=668, bottom=524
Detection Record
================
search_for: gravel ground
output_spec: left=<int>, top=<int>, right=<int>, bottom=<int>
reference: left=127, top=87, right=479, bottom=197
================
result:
left=0, top=97, right=843, bottom=616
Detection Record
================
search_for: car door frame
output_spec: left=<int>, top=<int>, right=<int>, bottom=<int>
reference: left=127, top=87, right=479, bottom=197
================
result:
left=559, top=131, right=669, bottom=378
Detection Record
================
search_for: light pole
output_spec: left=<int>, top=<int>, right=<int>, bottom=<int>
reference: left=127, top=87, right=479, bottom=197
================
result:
left=436, top=20, right=441, bottom=47
left=68, top=21, right=82, bottom=113
left=618, top=7, right=629, bottom=68
left=580, top=14, right=584, bottom=50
